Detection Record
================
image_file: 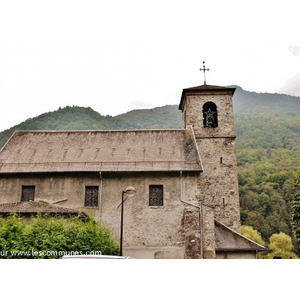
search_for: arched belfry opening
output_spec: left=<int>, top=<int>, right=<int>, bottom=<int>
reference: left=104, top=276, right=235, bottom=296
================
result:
left=203, top=102, right=218, bottom=128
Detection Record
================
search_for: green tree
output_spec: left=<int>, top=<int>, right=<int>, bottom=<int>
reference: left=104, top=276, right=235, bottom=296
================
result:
left=241, top=225, right=265, bottom=246
left=294, top=170, right=300, bottom=189
left=291, top=171, right=300, bottom=244
left=241, top=225, right=266, bottom=259
left=265, top=232, right=298, bottom=259
left=258, top=192, right=272, bottom=217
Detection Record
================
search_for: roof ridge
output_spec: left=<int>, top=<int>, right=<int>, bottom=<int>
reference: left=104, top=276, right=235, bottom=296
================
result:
left=185, top=84, right=235, bottom=90
left=14, top=128, right=186, bottom=134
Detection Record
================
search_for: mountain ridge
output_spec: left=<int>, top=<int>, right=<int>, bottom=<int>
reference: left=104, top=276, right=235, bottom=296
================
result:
left=1, top=85, right=300, bottom=149
left=231, top=85, right=300, bottom=114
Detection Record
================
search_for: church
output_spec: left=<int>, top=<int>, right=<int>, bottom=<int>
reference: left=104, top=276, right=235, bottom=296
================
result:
left=0, top=72, right=266, bottom=258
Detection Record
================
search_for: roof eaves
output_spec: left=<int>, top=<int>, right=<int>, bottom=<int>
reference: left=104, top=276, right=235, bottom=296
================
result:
left=215, top=247, right=264, bottom=252
left=178, top=84, right=236, bottom=111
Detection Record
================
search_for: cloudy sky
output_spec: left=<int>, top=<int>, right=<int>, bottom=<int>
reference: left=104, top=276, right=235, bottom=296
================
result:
left=0, top=0, right=299, bottom=132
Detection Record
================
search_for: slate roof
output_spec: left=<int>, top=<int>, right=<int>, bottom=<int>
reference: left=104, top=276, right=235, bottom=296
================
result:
left=0, top=201, right=87, bottom=217
left=214, top=220, right=267, bottom=252
left=0, top=128, right=202, bottom=173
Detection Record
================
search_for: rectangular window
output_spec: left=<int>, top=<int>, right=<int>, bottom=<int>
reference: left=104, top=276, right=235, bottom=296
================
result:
left=85, top=186, right=99, bottom=207
left=21, top=186, right=35, bottom=201
left=149, top=185, right=163, bottom=206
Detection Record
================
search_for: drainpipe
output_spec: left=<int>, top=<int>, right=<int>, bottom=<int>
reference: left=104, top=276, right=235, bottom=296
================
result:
left=180, top=171, right=203, bottom=259
left=99, top=172, right=103, bottom=220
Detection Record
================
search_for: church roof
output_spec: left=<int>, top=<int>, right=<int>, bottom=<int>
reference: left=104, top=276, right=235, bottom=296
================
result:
left=179, top=84, right=236, bottom=111
left=0, top=128, right=203, bottom=173
left=214, top=220, right=267, bottom=252
left=183, top=84, right=236, bottom=91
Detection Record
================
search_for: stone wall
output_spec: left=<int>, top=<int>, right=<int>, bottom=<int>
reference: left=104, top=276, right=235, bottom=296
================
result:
left=100, top=172, right=199, bottom=258
left=184, top=93, right=235, bottom=138
left=182, top=207, right=201, bottom=259
left=196, top=137, right=241, bottom=231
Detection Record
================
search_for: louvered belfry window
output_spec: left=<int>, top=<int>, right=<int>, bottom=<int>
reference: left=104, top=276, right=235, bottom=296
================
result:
left=84, top=186, right=99, bottom=207
left=149, top=185, right=163, bottom=206
left=21, top=186, right=35, bottom=201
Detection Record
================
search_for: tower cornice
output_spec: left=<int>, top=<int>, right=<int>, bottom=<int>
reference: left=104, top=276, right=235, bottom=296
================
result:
left=178, top=84, right=236, bottom=112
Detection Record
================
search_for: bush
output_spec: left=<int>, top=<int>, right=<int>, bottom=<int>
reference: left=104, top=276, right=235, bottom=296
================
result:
left=0, top=214, right=119, bottom=259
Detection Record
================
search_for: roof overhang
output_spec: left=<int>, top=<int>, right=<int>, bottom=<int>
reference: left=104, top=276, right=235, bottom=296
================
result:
left=179, top=84, right=236, bottom=112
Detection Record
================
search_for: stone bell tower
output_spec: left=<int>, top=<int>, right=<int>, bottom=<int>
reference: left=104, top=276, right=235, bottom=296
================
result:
left=178, top=66, right=241, bottom=249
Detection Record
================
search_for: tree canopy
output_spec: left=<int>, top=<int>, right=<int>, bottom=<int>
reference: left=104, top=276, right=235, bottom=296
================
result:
left=264, top=232, right=298, bottom=259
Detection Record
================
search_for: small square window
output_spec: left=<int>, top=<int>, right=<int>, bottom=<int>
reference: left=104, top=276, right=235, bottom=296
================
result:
left=21, top=186, right=35, bottom=201
left=85, top=186, right=99, bottom=207
left=149, top=185, right=163, bottom=206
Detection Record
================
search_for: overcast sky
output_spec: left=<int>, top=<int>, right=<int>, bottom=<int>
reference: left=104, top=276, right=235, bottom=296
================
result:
left=0, top=0, right=299, bottom=132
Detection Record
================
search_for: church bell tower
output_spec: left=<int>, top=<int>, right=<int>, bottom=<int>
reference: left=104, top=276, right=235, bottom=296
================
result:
left=178, top=63, right=241, bottom=239
left=178, top=84, right=236, bottom=138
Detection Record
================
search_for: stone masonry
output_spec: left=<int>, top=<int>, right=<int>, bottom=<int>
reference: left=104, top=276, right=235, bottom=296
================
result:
left=179, top=85, right=241, bottom=258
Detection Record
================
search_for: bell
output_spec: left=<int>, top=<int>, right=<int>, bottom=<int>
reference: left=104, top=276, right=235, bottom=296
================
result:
left=207, top=117, right=214, bottom=127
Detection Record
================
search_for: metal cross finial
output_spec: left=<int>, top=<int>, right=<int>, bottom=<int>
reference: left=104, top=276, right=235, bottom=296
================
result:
left=200, top=60, right=209, bottom=85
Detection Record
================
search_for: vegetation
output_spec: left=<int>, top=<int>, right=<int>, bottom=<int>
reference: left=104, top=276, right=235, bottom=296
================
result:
left=264, top=232, right=298, bottom=259
left=0, top=85, right=300, bottom=257
left=0, top=105, right=182, bottom=148
left=0, top=214, right=119, bottom=259
left=241, top=225, right=265, bottom=258
left=241, top=225, right=265, bottom=246
left=114, top=105, right=182, bottom=130
left=291, top=171, right=300, bottom=244
left=0, top=106, right=126, bottom=148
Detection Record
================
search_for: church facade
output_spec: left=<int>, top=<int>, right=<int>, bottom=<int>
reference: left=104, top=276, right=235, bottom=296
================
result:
left=0, top=83, right=265, bottom=258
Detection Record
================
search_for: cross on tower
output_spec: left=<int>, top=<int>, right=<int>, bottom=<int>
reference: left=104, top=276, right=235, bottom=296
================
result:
left=200, top=60, right=209, bottom=85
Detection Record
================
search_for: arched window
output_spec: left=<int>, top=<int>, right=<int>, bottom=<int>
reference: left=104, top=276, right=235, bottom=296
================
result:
left=203, top=102, right=218, bottom=128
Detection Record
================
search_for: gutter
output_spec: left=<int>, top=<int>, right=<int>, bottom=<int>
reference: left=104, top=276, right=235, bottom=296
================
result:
left=180, top=170, right=203, bottom=259
left=99, top=171, right=103, bottom=220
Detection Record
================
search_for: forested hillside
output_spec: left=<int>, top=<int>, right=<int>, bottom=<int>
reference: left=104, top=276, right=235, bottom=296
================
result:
left=232, top=85, right=300, bottom=114
left=0, top=86, right=300, bottom=253
left=0, top=105, right=183, bottom=148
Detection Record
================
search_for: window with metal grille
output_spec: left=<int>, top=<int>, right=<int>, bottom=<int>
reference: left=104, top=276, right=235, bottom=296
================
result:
left=21, top=186, right=35, bottom=201
left=84, top=186, right=99, bottom=207
left=149, top=185, right=163, bottom=206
